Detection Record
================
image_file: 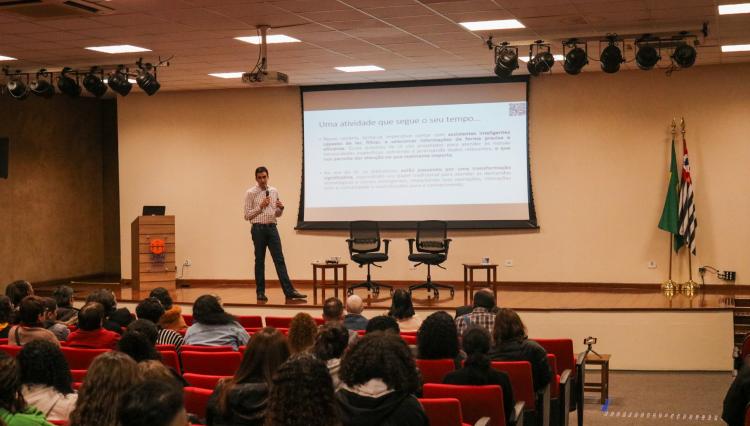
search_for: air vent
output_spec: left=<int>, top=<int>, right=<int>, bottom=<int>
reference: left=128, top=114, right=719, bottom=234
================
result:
left=0, top=0, right=114, bottom=17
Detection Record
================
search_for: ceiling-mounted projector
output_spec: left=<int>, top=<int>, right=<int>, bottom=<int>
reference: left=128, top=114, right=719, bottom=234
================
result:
left=241, top=70, right=289, bottom=86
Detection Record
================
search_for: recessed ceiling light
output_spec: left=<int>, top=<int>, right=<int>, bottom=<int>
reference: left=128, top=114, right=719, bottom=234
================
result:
left=718, top=3, right=750, bottom=14
left=520, top=54, right=565, bottom=62
left=85, top=45, right=151, bottom=54
left=234, top=35, right=300, bottom=44
left=208, top=72, right=244, bottom=79
left=459, top=19, right=525, bottom=31
left=721, top=43, right=750, bottom=52
left=334, top=65, right=385, bottom=72
left=0, top=55, right=17, bottom=61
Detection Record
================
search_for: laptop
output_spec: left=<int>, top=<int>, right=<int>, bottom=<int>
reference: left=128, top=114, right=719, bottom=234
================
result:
left=142, top=206, right=166, bottom=216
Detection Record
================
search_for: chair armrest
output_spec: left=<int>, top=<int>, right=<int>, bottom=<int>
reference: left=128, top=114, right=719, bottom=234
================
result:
left=444, top=238, right=452, bottom=254
left=559, top=369, right=572, bottom=426
left=383, top=239, right=391, bottom=255
left=406, top=238, right=415, bottom=254
left=541, top=383, right=551, bottom=426
left=510, top=401, right=525, bottom=426
left=345, top=239, right=354, bottom=256
left=474, top=417, right=491, bottom=426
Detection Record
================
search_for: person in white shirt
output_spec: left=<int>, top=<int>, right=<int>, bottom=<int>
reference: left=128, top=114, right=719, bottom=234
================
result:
left=17, top=340, right=78, bottom=421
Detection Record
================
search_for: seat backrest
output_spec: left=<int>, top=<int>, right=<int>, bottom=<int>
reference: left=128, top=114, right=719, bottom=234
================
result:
left=183, top=373, right=230, bottom=390
left=491, top=361, right=535, bottom=410
left=159, top=350, right=181, bottom=371
left=534, top=338, right=576, bottom=376
left=180, top=345, right=236, bottom=352
left=181, top=351, right=241, bottom=376
left=61, top=347, right=110, bottom=370
left=350, top=221, right=381, bottom=253
left=416, top=359, right=456, bottom=384
left=400, top=334, right=417, bottom=345
left=418, top=398, right=465, bottom=426
left=70, top=369, right=87, bottom=382
left=423, top=384, right=505, bottom=426
left=182, top=314, right=193, bottom=326
left=416, top=220, right=448, bottom=253
left=184, top=386, right=213, bottom=420
left=0, top=344, right=21, bottom=358
left=0, top=338, right=8, bottom=345
left=237, top=315, right=263, bottom=328
left=265, top=316, right=292, bottom=328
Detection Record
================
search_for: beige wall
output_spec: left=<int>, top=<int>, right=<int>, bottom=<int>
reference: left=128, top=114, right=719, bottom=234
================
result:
left=117, top=63, right=750, bottom=285
left=0, top=96, right=120, bottom=286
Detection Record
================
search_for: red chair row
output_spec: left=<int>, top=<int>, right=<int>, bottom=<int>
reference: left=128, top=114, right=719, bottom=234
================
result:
left=423, top=384, right=524, bottom=426
left=181, top=315, right=322, bottom=329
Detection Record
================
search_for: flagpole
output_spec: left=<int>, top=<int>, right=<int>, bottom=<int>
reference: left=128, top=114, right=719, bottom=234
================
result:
left=662, top=119, right=677, bottom=295
left=681, top=117, right=698, bottom=296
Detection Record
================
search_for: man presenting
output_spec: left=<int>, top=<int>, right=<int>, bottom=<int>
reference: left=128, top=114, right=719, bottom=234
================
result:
left=244, top=166, right=306, bottom=302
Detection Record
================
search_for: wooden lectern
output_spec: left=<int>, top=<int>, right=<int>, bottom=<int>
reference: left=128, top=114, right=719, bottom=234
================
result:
left=131, top=215, right=176, bottom=299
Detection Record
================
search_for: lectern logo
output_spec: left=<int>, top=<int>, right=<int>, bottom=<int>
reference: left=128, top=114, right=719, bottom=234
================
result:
left=150, top=238, right=166, bottom=262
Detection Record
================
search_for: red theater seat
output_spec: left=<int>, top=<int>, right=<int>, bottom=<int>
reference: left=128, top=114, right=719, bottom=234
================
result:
left=182, top=314, right=194, bottom=326
left=265, top=316, right=292, bottom=328
left=418, top=398, right=473, bottom=426
left=160, top=350, right=181, bottom=371
left=184, top=387, right=213, bottom=420
left=156, top=344, right=177, bottom=351
left=0, top=345, right=21, bottom=357
left=70, top=369, right=87, bottom=382
left=237, top=315, right=263, bottom=328
left=401, top=334, right=417, bottom=345
left=61, top=347, right=109, bottom=370
left=423, top=384, right=522, bottom=426
left=183, top=373, right=229, bottom=389
left=416, top=359, right=456, bottom=384
left=180, top=345, right=236, bottom=352
left=181, top=351, right=241, bottom=376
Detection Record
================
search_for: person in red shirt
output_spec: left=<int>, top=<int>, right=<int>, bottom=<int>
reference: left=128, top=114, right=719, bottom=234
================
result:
left=66, top=302, right=120, bottom=349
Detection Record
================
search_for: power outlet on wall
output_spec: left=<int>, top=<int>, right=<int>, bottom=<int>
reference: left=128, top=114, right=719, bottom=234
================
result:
left=647, top=260, right=657, bottom=269
left=183, top=259, right=192, bottom=267
left=504, top=259, right=513, bottom=267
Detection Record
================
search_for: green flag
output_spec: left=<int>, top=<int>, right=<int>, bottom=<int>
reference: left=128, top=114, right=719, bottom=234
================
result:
left=658, top=138, right=684, bottom=251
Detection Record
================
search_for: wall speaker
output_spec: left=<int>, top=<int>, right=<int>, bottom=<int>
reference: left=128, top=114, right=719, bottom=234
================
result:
left=0, top=138, right=8, bottom=179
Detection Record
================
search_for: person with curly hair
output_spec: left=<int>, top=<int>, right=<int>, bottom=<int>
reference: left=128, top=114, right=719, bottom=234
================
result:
left=287, top=313, right=317, bottom=355
left=117, top=319, right=161, bottom=363
left=65, top=302, right=120, bottom=349
left=0, top=351, right=52, bottom=426
left=336, top=332, right=427, bottom=426
left=52, top=285, right=78, bottom=325
left=149, top=288, right=187, bottom=332
left=443, top=326, right=514, bottom=424
left=364, top=315, right=399, bottom=334
left=119, top=380, right=188, bottom=426
left=8, top=296, right=60, bottom=347
left=313, top=323, right=350, bottom=390
left=5, top=281, right=33, bottom=313
left=184, top=295, right=249, bottom=350
left=17, top=340, right=77, bottom=421
left=0, top=296, right=13, bottom=339
left=416, top=311, right=462, bottom=367
left=206, top=327, right=290, bottom=426
left=264, top=354, right=339, bottom=426
left=68, top=351, right=143, bottom=426
left=489, top=308, right=551, bottom=392
left=387, top=289, right=421, bottom=332
left=135, top=298, right=184, bottom=349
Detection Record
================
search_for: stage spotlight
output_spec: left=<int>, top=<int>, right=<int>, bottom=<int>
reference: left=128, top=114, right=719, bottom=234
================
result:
left=108, top=66, right=132, bottom=96
left=136, top=63, right=160, bottom=96
left=494, top=44, right=519, bottom=77
left=563, top=41, right=588, bottom=75
left=6, top=78, right=29, bottom=100
left=635, top=44, right=660, bottom=70
left=527, top=51, right=554, bottom=76
left=672, top=44, right=697, bottom=68
left=57, top=68, right=81, bottom=97
left=600, top=37, right=624, bottom=73
left=83, top=71, right=107, bottom=98
left=30, top=72, right=55, bottom=98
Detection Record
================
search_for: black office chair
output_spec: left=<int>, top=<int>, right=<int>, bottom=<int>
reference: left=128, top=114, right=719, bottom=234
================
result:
left=407, top=220, right=454, bottom=298
left=346, top=221, right=393, bottom=296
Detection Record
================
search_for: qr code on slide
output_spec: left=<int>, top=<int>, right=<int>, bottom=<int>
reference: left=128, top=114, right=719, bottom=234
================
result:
left=509, top=102, right=527, bottom=117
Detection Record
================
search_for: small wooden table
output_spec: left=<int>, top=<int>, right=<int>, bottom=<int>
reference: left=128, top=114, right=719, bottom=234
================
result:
left=312, top=262, right=348, bottom=304
left=584, top=353, right=611, bottom=404
left=462, top=263, right=498, bottom=305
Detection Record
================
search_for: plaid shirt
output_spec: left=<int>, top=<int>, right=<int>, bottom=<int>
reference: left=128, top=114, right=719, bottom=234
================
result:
left=244, top=185, right=283, bottom=224
left=455, top=307, right=495, bottom=336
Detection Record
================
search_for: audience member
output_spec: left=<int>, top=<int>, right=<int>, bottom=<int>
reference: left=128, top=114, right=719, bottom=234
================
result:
left=17, top=340, right=77, bottom=421
left=8, top=296, right=60, bottom=347
left=184, top=295, right=249, bottom=350
left=265, top=354, right=340, bottom=426
left=0, top=352, right=50, bottom=426
left=723, top=363, right=750, bottom=426
left=323, top=298, right=357, bottom=344
left=135, top=298, right=184, bottom=349
left=343, top=295, right=368, bottom=331
left=118, top=320, right=161, bottom=363
left=455, top=288, right=496, bottom=336
left=53, top=285, right=78, bottom=324
left=139, top=360, right=186, bottom=387
left=337, top=332, right=427, bottom=426
left=388, top=289, right=421, bottom=332
left=313, top=323, right=350, bottom=391
left=85, top=289, right=131, bottom=334
left=206, top=327, right=290, bottom=426
left=489, top=308, right=551, bottom=392
left=416, top=311, right=462, bottom=367
left=287, top=312, right=318, bottom=355
left=40, top=297, right=69, bottom=341
left=5, top=280, right=33, bottom=324
left=119, top=380, right=188, bottom=426
left=0, top=296, right=12, bottom=339
left=364, top=315, right=399, bottom=334
left=69, top=351, right=143, bottom=426
left=150, top=287, right=187, bottom=331
left=443, top=326, right=514, bottom=424
left=65, top=302, right=120, bottom=349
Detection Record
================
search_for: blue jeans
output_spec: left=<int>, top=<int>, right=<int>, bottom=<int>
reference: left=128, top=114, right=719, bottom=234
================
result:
left=251, top=224, right=295, bottom=296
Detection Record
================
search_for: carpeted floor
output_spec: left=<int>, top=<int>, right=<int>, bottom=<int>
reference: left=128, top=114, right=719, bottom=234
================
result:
left=579, top=371, right=733, bottom=425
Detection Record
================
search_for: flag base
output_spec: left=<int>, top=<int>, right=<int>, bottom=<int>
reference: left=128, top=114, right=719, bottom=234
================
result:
left=681, top=280, right=699, bottom=298
left=661, top=279, right=678, bottom=296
